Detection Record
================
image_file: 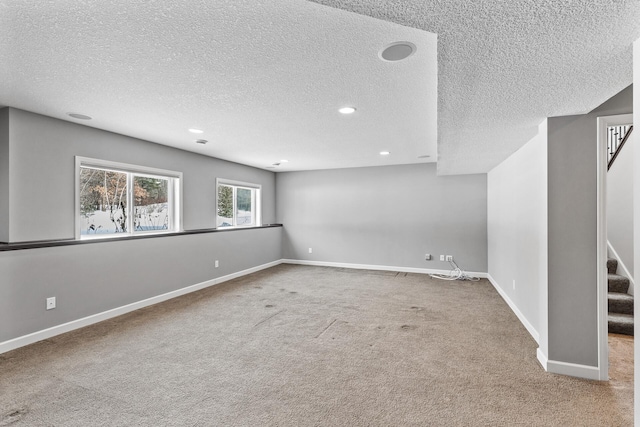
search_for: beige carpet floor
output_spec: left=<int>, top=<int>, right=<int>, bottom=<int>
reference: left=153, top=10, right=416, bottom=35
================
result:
left=0, top=264, right=634, bottom=426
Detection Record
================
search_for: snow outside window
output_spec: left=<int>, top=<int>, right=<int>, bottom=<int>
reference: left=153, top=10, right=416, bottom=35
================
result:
left=76, top=157, right=182, bottom=239
left=216, top=179, right=261, bottom=228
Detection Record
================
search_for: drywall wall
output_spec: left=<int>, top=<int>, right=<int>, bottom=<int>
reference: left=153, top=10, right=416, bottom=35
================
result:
left=0, top=227, right=282, bottom=343
left=0, top=109, right=8, bottom=243
left=607, top=128, right=634, bottom=284
left=5, top=108, right=276, bottom=242
left=547, top=85, right=632, bottom=367
left=0, top=107, right=283, bottom=347
left=276, top=163, right=487, bottom=272
left=632, top=38, right=639, bottom=427
left=487, top=120, right=548, bottom=348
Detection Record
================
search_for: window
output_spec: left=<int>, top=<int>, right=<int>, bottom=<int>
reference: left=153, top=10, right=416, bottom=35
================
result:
left=76, top=157, right=182, bottom=239
left=216, top=179, right=261, bottom=228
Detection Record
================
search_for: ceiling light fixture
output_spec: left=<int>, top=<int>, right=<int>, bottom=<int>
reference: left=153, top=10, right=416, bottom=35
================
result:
left=379, top=42, right=416, bottom=62
left=195, top=139, right=208, bottom=144
left=188, top=128, right=204, bottom=134
left=280, top=159, right=289, bottom=163
left=339, top=107, right=356, bottom=114
left=67, top=112, right=92, bottom=120
left=380, top=151, right=391, bottom=156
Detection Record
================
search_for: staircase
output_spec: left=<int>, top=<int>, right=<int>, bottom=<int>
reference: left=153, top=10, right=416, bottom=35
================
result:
left=607, top=258, right=634, bottom=335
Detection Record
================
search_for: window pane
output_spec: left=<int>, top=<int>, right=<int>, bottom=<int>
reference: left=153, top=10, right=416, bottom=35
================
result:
left=236, top=187, right=254, bottom=226
left=79, top=168, right=128, bottom=235
left=217, top=185, right=233, bottom=227
left=134, top=176, right=170, bottom=231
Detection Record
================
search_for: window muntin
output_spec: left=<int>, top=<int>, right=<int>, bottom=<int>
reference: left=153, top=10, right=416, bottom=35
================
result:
left=216, top=179, right=261, bottom=228
left=76, top=157, right=182, bottom=239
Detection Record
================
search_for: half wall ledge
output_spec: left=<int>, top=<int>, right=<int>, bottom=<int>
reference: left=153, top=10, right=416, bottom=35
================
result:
left=0, top=224, right=283, bottom=252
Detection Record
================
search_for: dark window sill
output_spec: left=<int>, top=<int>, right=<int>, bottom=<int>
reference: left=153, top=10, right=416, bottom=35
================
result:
left=0, top=224, right=283, bottom=252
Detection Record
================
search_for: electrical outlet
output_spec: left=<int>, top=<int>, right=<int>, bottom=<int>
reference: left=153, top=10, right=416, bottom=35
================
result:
left=446, top=255, right=453, bottom=262
left=215, top=260, right=219, bottom=268
left=440, top=255, right=445, bottom=261
left=46, top=297, right=56, bottom=310
left=309, top=248, right=313, bottom=254
left=425, top=254, right=432, bottom=261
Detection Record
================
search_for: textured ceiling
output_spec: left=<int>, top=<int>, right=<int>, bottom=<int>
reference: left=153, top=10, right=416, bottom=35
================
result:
left=309, top=0, right=640, bottom=174
left=0, top=0, right=437, bottom=172
left=1, top=1, right=640, bottom=175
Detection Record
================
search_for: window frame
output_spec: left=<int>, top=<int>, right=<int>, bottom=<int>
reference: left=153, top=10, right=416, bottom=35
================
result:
left=216, top=178, right=262, bottom=229
left=75, top=156, right=183, bottom=240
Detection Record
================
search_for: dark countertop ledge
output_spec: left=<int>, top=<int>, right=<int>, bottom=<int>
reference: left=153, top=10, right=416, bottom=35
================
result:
left=0, top=224, right=283, bottom=252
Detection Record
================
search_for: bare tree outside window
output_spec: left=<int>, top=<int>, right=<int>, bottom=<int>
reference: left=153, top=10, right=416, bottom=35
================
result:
left=80, top=168, right=128, bottom=235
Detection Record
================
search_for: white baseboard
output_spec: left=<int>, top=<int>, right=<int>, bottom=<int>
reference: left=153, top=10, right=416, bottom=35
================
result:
left=607, top=241, right=635, bottom=295
left=486, top=277, right=602, bottom=380
left=537, top=347, right=548, bottom=370
left=281, top=259, right=488, bottom=279
left=0, top=259, right=282, bottom=355
left=486, top=274, right=540, bottom=344
left=546, top=359, right=601, bottom=381
left=216, top=260, right=282, bottom=284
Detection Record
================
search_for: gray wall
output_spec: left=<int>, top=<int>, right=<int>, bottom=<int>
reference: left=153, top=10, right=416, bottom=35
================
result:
left=0, top=108, right=282, bottom=344
left=0, top=109, right=8, bottom=243
left=276, top=163, right=487, bottom=272
left=607, top=131, right=634, bottom=283
left=0, top=227, right=281, bottom=342
left=487, top=120, right=547, bottom=347
left=6, top=108, right=276, bottom=242
left=547, top=85, right=632, bottom=366
left=632, top=41, right=639, bottom=427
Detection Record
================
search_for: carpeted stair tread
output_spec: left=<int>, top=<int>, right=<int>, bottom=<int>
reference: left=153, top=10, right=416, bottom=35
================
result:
left=608, top=292, right=634, bottom=315
left=608, top=312, right=634, bottom=336
left=608, top=273, right=630, bottom=294
left=606, top=258, right=633, bottom=335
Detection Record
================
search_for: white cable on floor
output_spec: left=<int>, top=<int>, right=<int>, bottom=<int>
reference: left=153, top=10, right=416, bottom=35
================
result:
left=430, top=259, right=480, bottom=282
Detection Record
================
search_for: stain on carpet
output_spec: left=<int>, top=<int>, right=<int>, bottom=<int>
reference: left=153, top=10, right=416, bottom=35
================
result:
left=315, top=319, right=338, bottom=339
left=253, top=310, right=285, bottom=328
left=0, top=408, right=28, bottom=425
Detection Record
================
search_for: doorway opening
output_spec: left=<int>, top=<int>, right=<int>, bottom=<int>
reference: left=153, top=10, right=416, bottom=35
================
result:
left=597, top=113, right=634, bottom=382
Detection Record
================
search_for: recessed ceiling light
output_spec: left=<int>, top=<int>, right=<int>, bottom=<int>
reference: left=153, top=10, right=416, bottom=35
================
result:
left=339, top=107, right=356, bottom=114
left=195, top=139, right=208, bottom=144
left=280, top=159, right=289, bottom=163
left=67, top=112, right=92, bottom=120
left=380, top=151, right=391, bottom=156
left=188, top=128, right=204, bottom=134
left=379, top=42, right=416, bottom=62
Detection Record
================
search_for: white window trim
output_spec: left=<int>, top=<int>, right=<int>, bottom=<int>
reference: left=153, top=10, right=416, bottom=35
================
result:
left=216, top=178, right=262, bottom=229
left=75, top=156, right=183, bottom=240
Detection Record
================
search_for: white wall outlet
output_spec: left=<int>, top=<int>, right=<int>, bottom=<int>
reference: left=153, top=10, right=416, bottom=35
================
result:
left=46, top=297, right=56, bottom=310
left=308, top=248, right=313, bottom=254
left=425, top=254, right=432, bottom=261
left=215, top=260, right=219, bottom=268
left=440, top=255, right=445, bottom=261
left=513, top=280, right=516, bottom=290
left=446, top=255, right=453, bottom=262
